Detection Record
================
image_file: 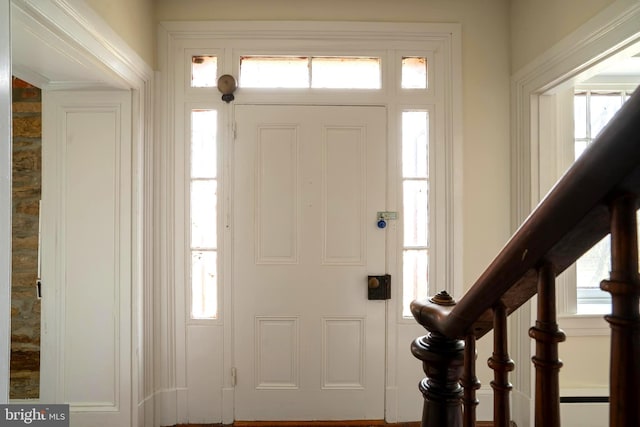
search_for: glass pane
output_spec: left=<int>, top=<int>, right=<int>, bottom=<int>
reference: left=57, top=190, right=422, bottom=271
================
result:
left=311, top=57, right=381, bottom=89
left=590, top=94, right=622, bottom=137
left=240, top=56, right=309, bottom=88
left=402, top=111, right=429, bottom=178
left=191, top=110, right=217, bottom=178
left=191, top=251, right=217, bottom=319
left=403, top=249, right=429, bottom=317
left=403, top=180, right=429, bottom=247
left=577, top=236, right=610, bottom=289
left=191, top=56, right=218, bottom=87
left=574, top=139, right=589, bottom=159
left=401, top=57, right=427, bottom=89
left=574, top=94, right=587, bottom=139
left=191, top=180, right=217, bottom=249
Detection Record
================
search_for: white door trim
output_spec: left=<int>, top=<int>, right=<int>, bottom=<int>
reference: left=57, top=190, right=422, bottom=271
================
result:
left=11, top=0, right=151, bottom=90
left=0, top=0, right=11, bottom=403
left=510, top=2, right=640, bottom=426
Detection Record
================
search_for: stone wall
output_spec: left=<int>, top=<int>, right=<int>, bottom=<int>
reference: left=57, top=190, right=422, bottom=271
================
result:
left=10, top=77, right=41, bottom=399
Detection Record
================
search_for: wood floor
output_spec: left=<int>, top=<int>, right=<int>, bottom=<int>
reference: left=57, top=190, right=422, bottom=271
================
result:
left=169, top=421, right=499, bottom=427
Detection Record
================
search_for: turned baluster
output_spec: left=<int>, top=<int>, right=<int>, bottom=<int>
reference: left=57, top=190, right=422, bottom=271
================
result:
left=600, top=193, right=640, bottom=427
left=411, top=291, right=465, bottom=427
left=461, top=334, right=480, bottom=427
left=528, top=262, right=566, bottom=427
left=487, top=301, right=514, bottom=427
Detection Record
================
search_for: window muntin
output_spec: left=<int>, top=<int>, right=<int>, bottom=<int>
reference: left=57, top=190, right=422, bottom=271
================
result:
left=402, top=111, right=430, bottom=317
left=573, top=90, right=634, bottom=313
left=401, top=57, right=428, bottom=89
left=239, top=56, right=381, bottom=89
left=191, top=56, right=218, bottom=88
left=190, top=109, right=218, bottom=319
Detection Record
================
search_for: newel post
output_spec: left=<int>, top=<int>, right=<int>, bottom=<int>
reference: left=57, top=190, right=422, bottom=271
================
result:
left=411, top=291, right=465, bottom=427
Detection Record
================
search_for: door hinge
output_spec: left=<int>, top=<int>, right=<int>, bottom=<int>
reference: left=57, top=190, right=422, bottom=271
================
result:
left=231, top=367, right=237, bottom=386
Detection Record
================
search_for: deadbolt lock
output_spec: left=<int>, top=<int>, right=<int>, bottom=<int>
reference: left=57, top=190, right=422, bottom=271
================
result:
left=367, top=274, right=391, bottom=300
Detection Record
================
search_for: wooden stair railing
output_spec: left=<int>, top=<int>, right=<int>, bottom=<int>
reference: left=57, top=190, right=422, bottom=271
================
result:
left=411, top=86, right=640, bottom=427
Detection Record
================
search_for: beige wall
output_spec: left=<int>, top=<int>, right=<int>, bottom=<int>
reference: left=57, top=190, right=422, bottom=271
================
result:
left=509, top=0, right=615, bottom=73
left=85, top=0, right=156, bottom=67
left=558, top=334, right=609, bottom=389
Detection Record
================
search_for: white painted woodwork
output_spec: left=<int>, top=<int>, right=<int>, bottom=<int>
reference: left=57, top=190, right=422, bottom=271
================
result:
left=233, top=105, right=386, bottom=421
left=10, top=0, right=150, bottom=90
left=0, top=0, right=11, bottom=403
left=41, top=90, right=132, bottom=426
left=160, top=22, right=462, bottom=424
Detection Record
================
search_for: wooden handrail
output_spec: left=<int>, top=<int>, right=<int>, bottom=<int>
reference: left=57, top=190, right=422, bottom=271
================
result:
left=412, top=87, right=640, bottom=340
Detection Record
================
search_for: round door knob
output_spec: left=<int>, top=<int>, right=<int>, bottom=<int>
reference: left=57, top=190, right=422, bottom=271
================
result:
left=377, top=219, right=387, bottom=229
left=368, top=277, right=380, bottom=289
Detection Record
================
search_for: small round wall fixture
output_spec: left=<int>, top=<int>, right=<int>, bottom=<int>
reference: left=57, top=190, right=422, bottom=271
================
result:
left=217, top=74, right=237, bottom=103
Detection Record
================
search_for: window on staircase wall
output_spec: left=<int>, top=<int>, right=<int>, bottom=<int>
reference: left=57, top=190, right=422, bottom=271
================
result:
left=572, top=88, right=637, bottom=315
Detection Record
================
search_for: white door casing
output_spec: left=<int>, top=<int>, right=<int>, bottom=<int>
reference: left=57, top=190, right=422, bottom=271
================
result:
left=0, top=0, right=11, bottom=403
left=40, top=90, right=132, bottom=426
left=233, top=105, right=387, bottom=421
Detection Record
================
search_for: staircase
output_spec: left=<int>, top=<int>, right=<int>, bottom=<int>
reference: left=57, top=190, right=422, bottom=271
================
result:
left=411, top=87, right=640, bottom=427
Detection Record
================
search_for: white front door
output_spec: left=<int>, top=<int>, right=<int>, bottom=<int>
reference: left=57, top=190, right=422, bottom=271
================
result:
left=233, top=105, right=387, bottom=421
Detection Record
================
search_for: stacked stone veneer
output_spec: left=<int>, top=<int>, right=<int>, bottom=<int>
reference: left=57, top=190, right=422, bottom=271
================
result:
left=11, top=77, right=41, bottom=398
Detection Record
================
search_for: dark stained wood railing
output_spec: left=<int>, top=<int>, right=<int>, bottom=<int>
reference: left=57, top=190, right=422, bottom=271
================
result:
left=411, top=86, right=640, bottom=427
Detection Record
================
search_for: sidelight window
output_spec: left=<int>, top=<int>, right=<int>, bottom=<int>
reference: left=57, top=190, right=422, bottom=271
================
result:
left=401, top=111, right=430, bottom=317
left=190, top=109, right=218, bottom=319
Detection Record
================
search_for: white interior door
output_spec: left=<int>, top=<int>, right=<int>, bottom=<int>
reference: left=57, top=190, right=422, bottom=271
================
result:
left=233, top=105, right=387, bottom=421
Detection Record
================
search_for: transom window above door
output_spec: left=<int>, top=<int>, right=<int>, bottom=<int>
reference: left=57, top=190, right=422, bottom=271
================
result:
left=239, top=55, right=382, bottom=89
left=236, top=55, right=429, bottom=90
